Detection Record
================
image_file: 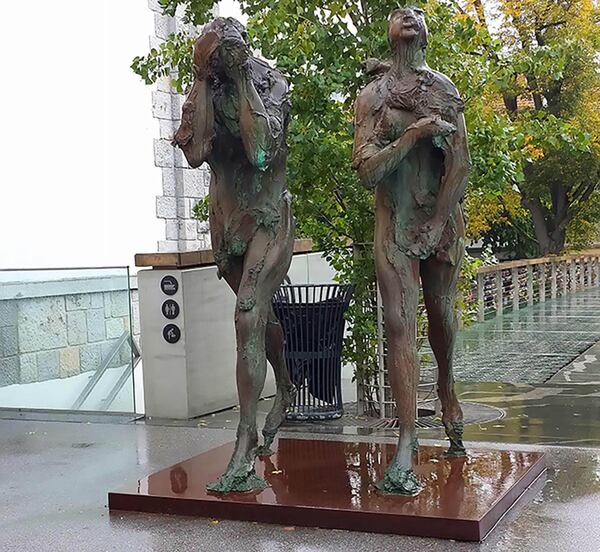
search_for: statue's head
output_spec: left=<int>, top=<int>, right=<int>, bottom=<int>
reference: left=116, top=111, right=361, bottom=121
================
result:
left=173, top=17, right=249, bottom=167
left=388, top=7, right=428, bottom=52
left=200, top=17, right=248, bottom=48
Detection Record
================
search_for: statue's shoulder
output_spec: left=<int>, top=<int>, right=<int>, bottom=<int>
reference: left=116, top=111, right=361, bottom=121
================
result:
left=356, top=73, right=389, bottom=113
left=427, top=70, right=460, bottom=96
left=251, top=57, right=288, bottom=89
left=422, top=69, right=465, bottom=119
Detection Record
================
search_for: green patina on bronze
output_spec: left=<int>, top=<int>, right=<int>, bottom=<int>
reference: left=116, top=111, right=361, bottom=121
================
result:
left=173, top=17, right=295, bottom=494
left=443, top=420, right=467, bottom=457
left=375, top=464, right=423, bottom=496
left=353, top=8, right=472, bottom=496
left=206, top=468, right=267, bottom=494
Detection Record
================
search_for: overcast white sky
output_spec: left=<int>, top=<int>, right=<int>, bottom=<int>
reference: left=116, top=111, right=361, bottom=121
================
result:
left=0, top=2, right=168, bottom=270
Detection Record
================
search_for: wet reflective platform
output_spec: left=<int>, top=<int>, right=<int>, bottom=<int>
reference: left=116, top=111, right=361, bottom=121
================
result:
left=109, top=438, right=545, bottom=542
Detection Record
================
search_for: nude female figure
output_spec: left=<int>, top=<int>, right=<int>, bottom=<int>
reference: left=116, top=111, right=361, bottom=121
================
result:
left=352, top=7, right=471, bottom=495
left=173, top=17, right=295, bottom=493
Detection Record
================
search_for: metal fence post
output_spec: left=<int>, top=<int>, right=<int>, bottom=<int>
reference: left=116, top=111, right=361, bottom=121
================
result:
left=496, top=270, right=503, bottom=315
left=511, top=267, right=520, bottom=311
left=477, top=272, right=485, bottom=322
left=551, top=261, right=557, bottom=299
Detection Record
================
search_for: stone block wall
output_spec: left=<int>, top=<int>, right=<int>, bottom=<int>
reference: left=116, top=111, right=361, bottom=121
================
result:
left=148, top=0, right=212, bottom=253
left=0, top=278, right=140, bottom=388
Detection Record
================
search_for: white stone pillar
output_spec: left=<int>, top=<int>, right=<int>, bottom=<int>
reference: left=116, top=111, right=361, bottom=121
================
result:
left=148, top=0, right=211, bottom=253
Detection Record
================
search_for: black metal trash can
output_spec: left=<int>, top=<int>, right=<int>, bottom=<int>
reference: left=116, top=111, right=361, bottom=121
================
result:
left=272, top=284, right=353, bottom=420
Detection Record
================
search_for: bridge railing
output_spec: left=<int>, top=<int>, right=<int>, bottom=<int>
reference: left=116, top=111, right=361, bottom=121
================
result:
left=474, top=253, right=600, bottom=321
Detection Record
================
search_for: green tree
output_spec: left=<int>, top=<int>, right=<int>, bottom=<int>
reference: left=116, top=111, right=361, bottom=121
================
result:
left=471, top=0, right=600, bottom=254
left=132, top=0, right=600, bottom=397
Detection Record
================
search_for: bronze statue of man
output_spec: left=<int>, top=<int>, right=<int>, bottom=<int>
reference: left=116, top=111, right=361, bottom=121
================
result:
left=352, top=7, right=471, bottom=495
left=173, top=17, right=295, bottom=493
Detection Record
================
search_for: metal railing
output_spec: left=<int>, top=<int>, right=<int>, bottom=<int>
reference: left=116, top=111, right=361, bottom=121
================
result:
left=474, top=253, right=600, bottom=321
left=358, top=252, right=600, bottom=419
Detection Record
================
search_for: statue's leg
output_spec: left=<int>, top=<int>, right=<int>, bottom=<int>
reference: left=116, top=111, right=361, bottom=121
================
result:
left=374, top=238, right=422, bottom=496
left=256, top=308, right=296, bottom=456
left=207, top=222, right=293, bottom=493
left=421, top=254, right=466, bottom=457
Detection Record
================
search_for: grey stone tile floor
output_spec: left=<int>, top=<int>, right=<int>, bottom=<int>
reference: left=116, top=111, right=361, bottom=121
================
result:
left=2, top=290, right=600, bottom=550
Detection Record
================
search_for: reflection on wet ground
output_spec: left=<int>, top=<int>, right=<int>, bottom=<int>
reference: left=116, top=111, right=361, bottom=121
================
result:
left=3, top=287, right=600, bottom=549
left=2, top=419, right=600, bottom=551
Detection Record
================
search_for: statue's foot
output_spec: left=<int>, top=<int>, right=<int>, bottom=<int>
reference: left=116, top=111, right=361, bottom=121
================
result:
left=443, top=420, right=466, bottom=457
left=375, top=463, right=422, bottom=496
left=207, top=465, right=267, bottom=494
left=256, top=384, right=296, bottom=456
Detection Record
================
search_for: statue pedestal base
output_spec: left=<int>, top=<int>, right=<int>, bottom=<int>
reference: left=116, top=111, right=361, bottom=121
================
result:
left=108, top=438, right=545, bottom=542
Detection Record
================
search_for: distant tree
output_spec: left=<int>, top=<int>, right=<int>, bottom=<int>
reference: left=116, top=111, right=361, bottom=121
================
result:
left=472, top=0, right=600, bottom=254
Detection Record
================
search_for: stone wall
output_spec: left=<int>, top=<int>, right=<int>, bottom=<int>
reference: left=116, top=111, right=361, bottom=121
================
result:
left=149, top=0, right=212, bottom=253
left=0, top=276, right=140, bottom=388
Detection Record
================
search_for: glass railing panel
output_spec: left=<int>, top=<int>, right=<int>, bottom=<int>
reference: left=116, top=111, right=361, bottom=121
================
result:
left=0, top=267, right=136, bottom=413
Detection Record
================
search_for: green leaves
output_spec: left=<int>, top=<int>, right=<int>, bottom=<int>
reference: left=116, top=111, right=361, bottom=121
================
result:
left=131, top=32, right=195, bottom=93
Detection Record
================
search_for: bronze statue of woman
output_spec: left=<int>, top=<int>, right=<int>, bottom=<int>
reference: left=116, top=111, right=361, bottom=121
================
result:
left=173, top=17, right=295, bottom=493
left=352, top=7, right=471, bottom=495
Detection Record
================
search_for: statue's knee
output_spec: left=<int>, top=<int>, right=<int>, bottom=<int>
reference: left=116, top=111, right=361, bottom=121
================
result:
left=385, top=314, right=412, bottom=339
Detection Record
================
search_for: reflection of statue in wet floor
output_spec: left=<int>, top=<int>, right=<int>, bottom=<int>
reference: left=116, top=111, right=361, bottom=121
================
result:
left=169, top=466, right=188, bottom=494
left=173, top=17, right=295, bottom=493
left=266, top=439, right=353, bottom=507
left=352, top=7, right=471, bottom=495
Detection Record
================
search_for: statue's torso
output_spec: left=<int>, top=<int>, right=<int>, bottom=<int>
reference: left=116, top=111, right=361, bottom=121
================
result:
left=372, top=73, right=464, bottom=262
left=206, top=79, right=290, bottom=269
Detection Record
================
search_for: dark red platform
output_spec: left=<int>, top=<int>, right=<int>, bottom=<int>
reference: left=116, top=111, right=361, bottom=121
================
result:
left=109, top=438, right=545, bottom=542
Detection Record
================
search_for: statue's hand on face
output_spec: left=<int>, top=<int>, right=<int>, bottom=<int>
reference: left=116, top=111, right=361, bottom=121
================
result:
left=218, top=36, right=250, bottom=81
left=192, top=31, right=220, bottom=80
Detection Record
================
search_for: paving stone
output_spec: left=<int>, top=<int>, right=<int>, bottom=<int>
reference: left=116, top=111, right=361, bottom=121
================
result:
left=0, top=356, right=19, bottom=387
left=19, top=353, right=37, bottom=384
left=0, top=326, right=18, bottom=357
left=110, top=291, right=130, bottom=317
left=65, top=294, right=91, bottom=311
left=86, top=309, right=106, bottom=343
left=18, top=297, right=67, bottom=353
left=0, top=300, right=17, bottom=327
left=80, top=344, right=102, bottom=373
left=90, top=293, right=104, bottom=309
left=106, top=318, right=125, bottom=340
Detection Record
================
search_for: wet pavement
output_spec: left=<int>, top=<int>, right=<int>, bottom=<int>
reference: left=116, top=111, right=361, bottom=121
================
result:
left=2, top=289, right=600, bottom=550
left=440, top=287, right=600, bottom=384
left=1, top=418, right=600, bottom=552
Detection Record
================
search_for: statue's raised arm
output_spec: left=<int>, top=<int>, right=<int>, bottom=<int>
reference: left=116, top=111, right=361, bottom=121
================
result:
left=214, top=26, right=288, bottom=170
left=173, top=18, right=295, bottom=495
